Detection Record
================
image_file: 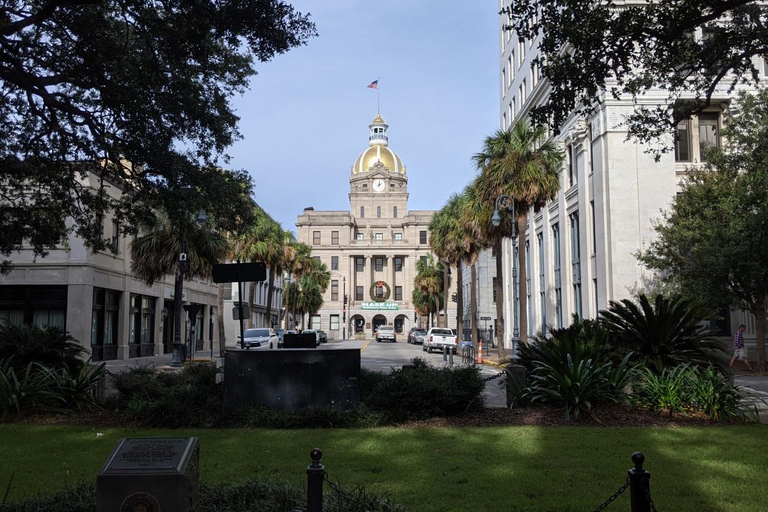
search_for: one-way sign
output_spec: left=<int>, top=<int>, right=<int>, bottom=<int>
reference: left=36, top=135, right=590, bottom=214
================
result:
left=212, top=262, right=267, bottom=283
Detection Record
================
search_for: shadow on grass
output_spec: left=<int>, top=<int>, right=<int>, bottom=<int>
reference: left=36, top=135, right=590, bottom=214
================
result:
left=1, top=423, right=766, bottom=511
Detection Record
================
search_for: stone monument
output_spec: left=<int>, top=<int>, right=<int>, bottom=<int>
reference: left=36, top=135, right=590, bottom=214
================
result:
left=97, top=437, right=199, bottom=512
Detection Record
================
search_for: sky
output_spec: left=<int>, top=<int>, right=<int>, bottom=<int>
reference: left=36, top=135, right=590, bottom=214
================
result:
left=226, top=1, right=499, bottom=232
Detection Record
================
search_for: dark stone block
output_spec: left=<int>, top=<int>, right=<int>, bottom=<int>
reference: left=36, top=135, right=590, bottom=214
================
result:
left=282, top=333, right=317, bottom=348
left=224, top=349, right=360, bottom=410
left=97, top=437, right=199, bottom=512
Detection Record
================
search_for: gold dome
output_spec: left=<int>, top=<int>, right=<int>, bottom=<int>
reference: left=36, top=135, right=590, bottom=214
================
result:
left=352, top=145, right=405, bottom=174
left=372, top=114, right=386, bottom=124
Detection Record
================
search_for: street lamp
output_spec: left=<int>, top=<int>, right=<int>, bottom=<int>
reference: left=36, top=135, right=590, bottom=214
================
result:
left=491, top=195, right=520, bottom=356
left=342, top=276, right=346, bottom=340
left=170, top=210, right=208, bottom=368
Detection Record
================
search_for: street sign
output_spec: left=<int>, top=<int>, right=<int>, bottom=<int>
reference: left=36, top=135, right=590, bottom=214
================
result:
left=212, top=262, right=266, bottom=283
left=232, top=304, right=250, bottom=320
left=480, top=316, right=492, bottom=321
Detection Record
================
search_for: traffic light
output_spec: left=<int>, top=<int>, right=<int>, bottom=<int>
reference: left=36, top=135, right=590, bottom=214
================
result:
left=343, top=294, right=348, bottom=307
left=451, top=293, right=457, bottom=303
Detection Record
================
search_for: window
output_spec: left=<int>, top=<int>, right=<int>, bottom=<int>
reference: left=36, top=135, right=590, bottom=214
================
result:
left=360, top=206, right=365, bottom=218
left=503, top=112, right=507, bottom=129
left=590, top=200, right=597, bottom=255
left=393, top=206, right=398, bottom=218
left=520, top=78, right=527, bottom=105
left=552, top=223, right=562, bottom=328
left=420, top=255, right=427, bottom=264
left=375, top=257, right=383, bottom=272
left=330, top=314, right=339, bottom=331
left=526, top=241, right=532, bottom=335
left=518, top=38, right=526, bottom=67
left=507, top=55, right=513, bottom=84
left=419, top=231, right=427, bottom=244
left=355, top=286, right=364, bottom=301
left=223, top=283, right=232, bottom=301
left=331, top=256, right=339, bottom=270
left=355, top=257, right=364, bottom=272
left=377, top=206, right=381, bottom=218
left=492, top=277, right=497, bottom=303
left=355, top=232, right=364, bottom=241
left=538, top=232, right=546, bottom=333
left=502, top=68, right=507, bottom=97
left=394, top=233, right=402, bottom=241
left=331, top=231, right=339, bottom=245
left=675, top=113, right=721, bottom=163
left=593, top=278, right=599, bottom=317
left=567, top=144, right=575, bottom=187
left=375, top=232, right=383, bottom=241
left=111, top=220, right=119, bottom=253
left=313, top=231, right=321, bottom=245
left=129, top=294, right=155, bottom=346
left=531, top=61, right=539, bottom=87
left=570, top=212, right=582, bottom=319
left=394, top=286, right=403, bottom=301
left=394, top=257, right=403, bottom=271
left=331, top=280, right=339, bottom=301
left=310, top=315, right=320, bottom=329
left=91, top=288, right=120, bottom=351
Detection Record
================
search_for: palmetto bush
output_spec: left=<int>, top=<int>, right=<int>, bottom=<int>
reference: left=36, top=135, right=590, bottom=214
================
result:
left=0, top=325, right=86, bottom=373
left=632, top=364, right=693, bottom=417
left=523, top=354, right=634, bottom=421
left=600, top=294, right=728, bottom=374
left=519, top=316, right=619, bottom=372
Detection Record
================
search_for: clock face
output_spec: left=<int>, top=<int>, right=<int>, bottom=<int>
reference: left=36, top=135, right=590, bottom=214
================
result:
left=373, top=179, right=385, bottom=192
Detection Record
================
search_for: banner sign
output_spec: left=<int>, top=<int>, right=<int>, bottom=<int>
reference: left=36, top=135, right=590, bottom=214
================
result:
left=360, top=302, right=399, bottom=310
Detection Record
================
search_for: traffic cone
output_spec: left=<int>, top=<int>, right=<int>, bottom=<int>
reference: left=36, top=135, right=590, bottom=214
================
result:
left=477, top=340, right=483, bottom=364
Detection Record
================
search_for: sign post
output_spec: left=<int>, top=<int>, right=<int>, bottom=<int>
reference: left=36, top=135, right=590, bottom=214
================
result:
left=211, top=261, right=267, bottom=350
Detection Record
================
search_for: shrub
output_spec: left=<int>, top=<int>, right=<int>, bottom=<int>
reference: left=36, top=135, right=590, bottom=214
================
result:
left=361, top=358, right=484, bottom=423
left=0, top=478, right=407, bottom=512
left=242, top=405, right=382, bottom=429
left=689, top=365, right=755, bottom=421
left=519, top=316, right=619, bottom=372
left=0, top=325, right=85, bottom=373
left=600, top=294, right=729, bottom=373
left=523, top=355, right=628, bottom=421
left=632, top=364, right=693, bottom=417
left=0, top=360, right=55, bottom=414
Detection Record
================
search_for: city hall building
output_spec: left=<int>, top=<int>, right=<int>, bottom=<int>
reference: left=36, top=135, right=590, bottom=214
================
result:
left=296, top=113, right=456, bottom=338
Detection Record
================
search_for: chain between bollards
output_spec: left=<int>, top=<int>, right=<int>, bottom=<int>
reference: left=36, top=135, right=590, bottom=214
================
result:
left=306, top=448, right=324, bottom=512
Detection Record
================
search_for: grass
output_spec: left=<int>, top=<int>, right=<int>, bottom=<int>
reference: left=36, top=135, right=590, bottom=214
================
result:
left=1, top=424, right=767, bottom=511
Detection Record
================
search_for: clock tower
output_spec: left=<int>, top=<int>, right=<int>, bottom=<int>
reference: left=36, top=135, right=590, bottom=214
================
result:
left=349, top=113, right=408, bottom=220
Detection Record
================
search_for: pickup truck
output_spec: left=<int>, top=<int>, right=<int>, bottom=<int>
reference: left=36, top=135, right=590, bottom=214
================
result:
left=423, top=327, right=458, bottom=354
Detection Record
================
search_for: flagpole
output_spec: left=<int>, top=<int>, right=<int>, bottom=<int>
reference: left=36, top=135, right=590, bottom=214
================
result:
left=377, top=77, right=380, bottom=115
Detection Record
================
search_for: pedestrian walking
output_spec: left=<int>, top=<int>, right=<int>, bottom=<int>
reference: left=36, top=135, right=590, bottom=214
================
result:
left=729, top=324, right=754, bottom=372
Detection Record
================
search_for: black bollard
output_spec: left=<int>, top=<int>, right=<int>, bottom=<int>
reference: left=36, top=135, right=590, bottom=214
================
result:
left=307, top=448, right=324, bottom=512
left=443, top=345, right=448, bottom=362
left=628, top=452, right=651, bottom=512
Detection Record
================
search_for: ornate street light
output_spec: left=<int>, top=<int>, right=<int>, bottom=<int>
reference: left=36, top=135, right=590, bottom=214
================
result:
left=491, top=195, right=520, bottom=356
left=170, top=210, right=208, bottom=368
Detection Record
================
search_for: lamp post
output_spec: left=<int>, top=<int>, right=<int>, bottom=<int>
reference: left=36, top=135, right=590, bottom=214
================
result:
left=491, top=195, right=520, bottom=356
left=342, top=276, right=347, bottom=340
left=170, top=210, right=208, bottom=368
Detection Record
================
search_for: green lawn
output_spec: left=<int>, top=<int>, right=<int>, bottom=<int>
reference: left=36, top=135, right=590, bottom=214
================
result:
left=1, top=424, right=767, bottom=511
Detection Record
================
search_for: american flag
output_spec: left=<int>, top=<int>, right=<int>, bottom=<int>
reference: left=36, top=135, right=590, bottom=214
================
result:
left=367, top=80, right=378, bottom=89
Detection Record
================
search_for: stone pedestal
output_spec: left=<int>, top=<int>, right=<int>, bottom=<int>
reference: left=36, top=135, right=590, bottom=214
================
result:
left=97, top=437, right=199, bottom=512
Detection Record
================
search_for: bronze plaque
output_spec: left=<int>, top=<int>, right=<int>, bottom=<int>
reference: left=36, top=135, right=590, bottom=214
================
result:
left=104, top=438, right=193, bottom=473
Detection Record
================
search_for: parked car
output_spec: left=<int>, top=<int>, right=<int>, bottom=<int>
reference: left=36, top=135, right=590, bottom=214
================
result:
left=317, top=330, right=328, bottom=343
left=423, top=327, right=458, bottom=354
left=407, top=328, right=427, bottom=344
left=239, top=328, right=279, bottom=349
left=302, top=329, right=321, bottom=346
left=375, top=325, right=396, bottom=342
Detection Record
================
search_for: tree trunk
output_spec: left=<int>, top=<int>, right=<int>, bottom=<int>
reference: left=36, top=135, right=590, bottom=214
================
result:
left=494, top=238, right=505, bottom=359
left=247, top=281, right=255, bottom=328
left=216, top=283, right=226, bottom=356
left=265, top=268, right=276, bottom=328
left=283, top=272, right=291, bottom=330
left=173, top=266, right=184, bottom=352
left=470, top=263, right=479, bottom=349
left=442, top=262, right=449, bottom=328
left=457, top=263, right=464, bottom=338
left=753, top=300, right=766, bottom=371
left=518, top=212, right=529, bottom=345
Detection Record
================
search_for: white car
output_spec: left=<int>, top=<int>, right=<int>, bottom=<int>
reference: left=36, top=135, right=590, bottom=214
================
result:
left=240, top=328, right=278, bottom=349
left=423, top=327, right=458, bottom=354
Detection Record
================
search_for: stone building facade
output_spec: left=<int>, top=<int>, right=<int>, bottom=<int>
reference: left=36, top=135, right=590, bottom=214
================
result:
left=296, top=114, right=456, bottom=338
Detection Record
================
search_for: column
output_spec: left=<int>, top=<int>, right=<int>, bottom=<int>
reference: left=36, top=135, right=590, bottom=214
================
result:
left=154, top=295, right=165, bottom=356
left=366, top=255, right=373, bottom=294
left=389, top=256, right=395, bottom=296
left=201, top=303, right=211, bottom=352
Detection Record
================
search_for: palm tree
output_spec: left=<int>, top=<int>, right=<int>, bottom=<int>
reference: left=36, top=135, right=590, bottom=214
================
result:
left=473, top=120, right=564, bottom=346
left=414, top=254, right=444, bottom=328
left=292, top=258, right=330, bottom=329
left=131, top=213, right=228, bottom=355
left=230, top=205, right=285, bottom=328
left=282, top=240, right=313, bottom=330
left=459, top=184, right=491, bottom=348
left=429, top=193, right=471, bottom=333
